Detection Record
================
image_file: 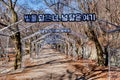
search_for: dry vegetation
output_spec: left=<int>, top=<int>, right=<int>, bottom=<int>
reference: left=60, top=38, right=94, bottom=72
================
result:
left=0, top=0, right=120, bottom=80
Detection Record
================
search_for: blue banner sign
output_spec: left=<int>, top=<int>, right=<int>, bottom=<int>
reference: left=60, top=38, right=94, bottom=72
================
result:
left=40, top=28, right=71, bottom=34
left=24, top=13, right=96, bottom=22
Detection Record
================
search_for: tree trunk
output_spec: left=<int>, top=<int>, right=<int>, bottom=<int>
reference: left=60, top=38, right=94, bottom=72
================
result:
left=0, top=0, right=22, bottom=69
left=94, top=37, right=105, bottom=66
left=86, top=22, right=105, bottom=66
left=13, top=32, right=22, bottom=69
left=10, top=8, right=22, bottom=70
left=104, top=46, right=108, bottom=66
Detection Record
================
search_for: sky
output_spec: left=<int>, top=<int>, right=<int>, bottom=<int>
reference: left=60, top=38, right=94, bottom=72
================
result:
left=0, top=0, right=83, bottom=14
left=17, top=0, right=53, bottom=13
left=18, top=0, right=45, bottom=10
left=17, top=0, right=82, bottom=14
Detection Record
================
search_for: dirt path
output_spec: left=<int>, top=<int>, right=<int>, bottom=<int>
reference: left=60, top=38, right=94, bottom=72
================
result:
left=7, top=48, right=80, bottom=80
left=0, top=48, right=120, bottom=80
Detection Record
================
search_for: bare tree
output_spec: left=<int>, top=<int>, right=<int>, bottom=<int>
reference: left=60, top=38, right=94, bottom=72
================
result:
left=0, top=0, right=22, bottom=69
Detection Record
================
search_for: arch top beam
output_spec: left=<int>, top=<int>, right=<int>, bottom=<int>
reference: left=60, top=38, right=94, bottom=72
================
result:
left=36, top=39, right=66, bottom=46
left=31, top=33, right=64, bottom=43
left=32, top=33, right=75, bottom=46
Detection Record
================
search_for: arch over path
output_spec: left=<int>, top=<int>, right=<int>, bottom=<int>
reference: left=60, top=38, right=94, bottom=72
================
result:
left=0, top=21, right=87, bottom=70
left=30, top=34, right=76, bottom=59
left=19, top=23, right=85, bottom=69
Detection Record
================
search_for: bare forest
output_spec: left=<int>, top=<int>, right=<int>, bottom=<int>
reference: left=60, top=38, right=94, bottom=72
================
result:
left=0, top=0, right=120, bottom=80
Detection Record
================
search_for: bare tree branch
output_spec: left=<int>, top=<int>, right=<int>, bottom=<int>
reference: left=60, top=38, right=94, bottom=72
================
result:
left=8, top=0, right=13, bottom=9
left=100, top=25, right=120, bottom=33
left=0, top=33, right=9, bottom=36
left=0, top=0, right=9, bottom=9
left=98, top=19, right=120, bottom=28
left=44, top=0, right=58, bottom=14
left=13, top=0, right=17, bottom=8
left=0, top=22, right=8, bottom=26
left=44, top=0, right=51, bottom=6
left=108, top=28, right=120, bottom=33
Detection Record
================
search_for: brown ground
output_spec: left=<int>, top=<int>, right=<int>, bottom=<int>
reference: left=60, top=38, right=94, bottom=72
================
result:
left=0, top=47, right=120, bottom=80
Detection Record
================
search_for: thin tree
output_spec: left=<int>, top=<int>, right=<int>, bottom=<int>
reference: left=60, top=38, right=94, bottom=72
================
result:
left=0, top=0, right=22, bottom=69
